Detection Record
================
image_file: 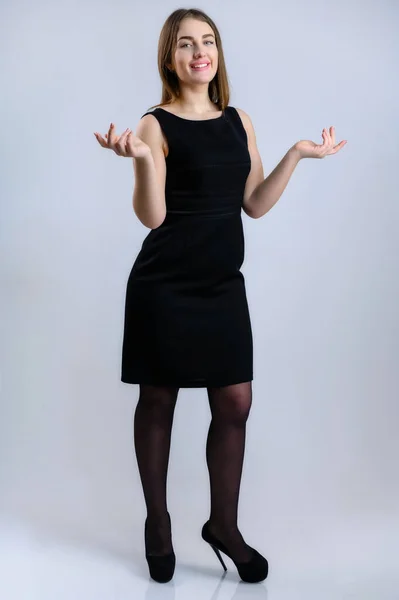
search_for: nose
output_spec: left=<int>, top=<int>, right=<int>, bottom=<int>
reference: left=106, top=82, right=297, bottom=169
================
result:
left=193, top=48, right=207, bottom=59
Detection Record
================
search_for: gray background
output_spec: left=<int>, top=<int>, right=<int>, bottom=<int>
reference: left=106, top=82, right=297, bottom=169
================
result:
left=1, top=0, right=398, bottom=598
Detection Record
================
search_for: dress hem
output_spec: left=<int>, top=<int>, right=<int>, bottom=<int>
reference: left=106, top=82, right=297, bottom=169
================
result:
left=121, top=375, right=253, bottom=388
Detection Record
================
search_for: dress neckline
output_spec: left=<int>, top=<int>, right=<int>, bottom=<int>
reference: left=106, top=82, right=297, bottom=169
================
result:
left=155, top=107, right=227, bottom=122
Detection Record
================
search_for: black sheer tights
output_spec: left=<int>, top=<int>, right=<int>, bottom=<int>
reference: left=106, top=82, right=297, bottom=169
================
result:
left=134, top=384, right=178, bottom=556
left=134, top=381, right=253, bottom=561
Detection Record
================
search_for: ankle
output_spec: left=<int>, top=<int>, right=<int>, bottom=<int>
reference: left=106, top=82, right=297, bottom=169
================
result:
left=146, top=510, right=170, bottom=523
left=208, top=519, right=239, bottom=536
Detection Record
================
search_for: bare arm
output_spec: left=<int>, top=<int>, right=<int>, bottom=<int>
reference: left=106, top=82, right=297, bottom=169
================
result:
left=237, top=109, right=345, bottom=219
left=235, top=108, right=265, bottom=219
left=132, top=115, right=167, bottom=229
left=237, top=108, right=301, bottom=219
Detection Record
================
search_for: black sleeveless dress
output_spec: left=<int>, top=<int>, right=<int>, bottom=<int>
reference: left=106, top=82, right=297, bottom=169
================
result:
left=121, top=106, right=253, bottom=388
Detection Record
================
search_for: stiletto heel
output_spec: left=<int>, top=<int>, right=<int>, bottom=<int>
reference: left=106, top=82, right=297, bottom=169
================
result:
left=201, top=520, right=268, bottom=583
left=144, top=512, right=175, bottom=583
left=209, top=543, right=227, bottom=571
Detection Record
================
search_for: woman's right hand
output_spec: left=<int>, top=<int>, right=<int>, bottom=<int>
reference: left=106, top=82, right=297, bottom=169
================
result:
left=94, top=123, right=151, bottom=159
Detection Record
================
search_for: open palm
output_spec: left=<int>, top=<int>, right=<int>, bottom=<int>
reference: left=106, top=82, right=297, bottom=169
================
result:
left=94, top=123, right=151, bottom=159
left=295, top=126, right=347, bottom=159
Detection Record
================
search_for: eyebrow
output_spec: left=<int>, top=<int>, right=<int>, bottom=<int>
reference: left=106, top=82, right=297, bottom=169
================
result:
left=177, top=34, right=215, bottom=42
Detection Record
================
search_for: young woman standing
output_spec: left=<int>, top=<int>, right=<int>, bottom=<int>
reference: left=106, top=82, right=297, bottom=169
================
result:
left=94, top=7, right=346, bottom=584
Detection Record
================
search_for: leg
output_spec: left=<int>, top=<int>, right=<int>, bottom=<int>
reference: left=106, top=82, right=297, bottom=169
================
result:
left=206, top=381, right=253, bottom=562
left=134, top=383, right=179, bottom=555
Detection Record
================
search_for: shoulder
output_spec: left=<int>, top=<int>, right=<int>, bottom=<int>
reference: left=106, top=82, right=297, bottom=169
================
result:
left=136, top=109, right=168, bottom=155
left=232, top=107, right=256, bottom=139
left=137, top=107, right=157, bottom=124
left=138, top=108, right=161, bottom=126
left=233, top=106, right=250, bottom=122
left=136, top=110, right=163, bottom=139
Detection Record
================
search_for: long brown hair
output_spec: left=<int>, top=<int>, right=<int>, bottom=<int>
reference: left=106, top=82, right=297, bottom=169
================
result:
left=149, top=8, right=230, bottom=111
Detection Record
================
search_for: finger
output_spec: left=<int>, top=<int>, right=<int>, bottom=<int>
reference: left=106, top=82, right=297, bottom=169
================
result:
left=327, top=127, right=334, bottom=146
left=94, top=132, right=108, bottom=148
left=126, top=131, right=135, bottom=154
left=331, top=140, right=347, bottom=153
left=117, top=128, right=131, bottom=156
left=124, top=130, right=133, bottom=153
left=126, top=131, right=133, bottom=149
left=115, top=128, right=131, bottom=155
left=324, top=127, right=332, bottom=146
left=119, top=128, right=131, bottom=144
left=328, top=131, right=334, bottom=150
left=330, top=126, right=336, bottom=145
left=107, top=122, right=117, bottom=147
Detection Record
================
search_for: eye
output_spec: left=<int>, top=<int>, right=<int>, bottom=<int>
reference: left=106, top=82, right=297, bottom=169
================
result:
left=180, top=40, right=215, bottom=48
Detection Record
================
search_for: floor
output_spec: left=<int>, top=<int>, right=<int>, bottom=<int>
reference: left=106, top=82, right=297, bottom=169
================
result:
left=1, top=515, right=398, bottom=600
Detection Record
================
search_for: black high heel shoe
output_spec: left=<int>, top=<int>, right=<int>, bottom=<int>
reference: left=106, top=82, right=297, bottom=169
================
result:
left=201, top=520, right=268, bottom=583
left=144, top=512, right=176, bottom=583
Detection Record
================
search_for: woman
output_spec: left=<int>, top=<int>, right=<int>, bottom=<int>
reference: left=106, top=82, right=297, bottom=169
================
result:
left=94, top=7, right=346, bottom=585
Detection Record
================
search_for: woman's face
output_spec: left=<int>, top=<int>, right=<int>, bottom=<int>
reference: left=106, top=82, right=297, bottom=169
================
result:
left=171, top=18, right=219, bottom=86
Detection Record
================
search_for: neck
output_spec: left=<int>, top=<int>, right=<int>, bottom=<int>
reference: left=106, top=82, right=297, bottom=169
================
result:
left=174, top=89, right=218, bottom=114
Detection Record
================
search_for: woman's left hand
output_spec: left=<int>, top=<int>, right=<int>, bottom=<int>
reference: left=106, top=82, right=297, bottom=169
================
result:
left=294, top=127, right=347, bottom=159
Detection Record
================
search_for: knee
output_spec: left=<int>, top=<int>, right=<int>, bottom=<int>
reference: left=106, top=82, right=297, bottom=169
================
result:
left=137, top=385, right=178, bottom=418
left=228, top=396, right=252, bottom=425
left=210, top=386, right=252, bottom=425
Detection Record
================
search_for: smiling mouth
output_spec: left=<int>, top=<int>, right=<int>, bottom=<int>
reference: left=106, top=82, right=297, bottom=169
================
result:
left=190, top=63, right=210, bottom=70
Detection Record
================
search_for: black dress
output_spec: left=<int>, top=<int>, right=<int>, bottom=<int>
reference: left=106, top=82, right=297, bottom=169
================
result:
left=121, top=106, right=253, bottom=388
